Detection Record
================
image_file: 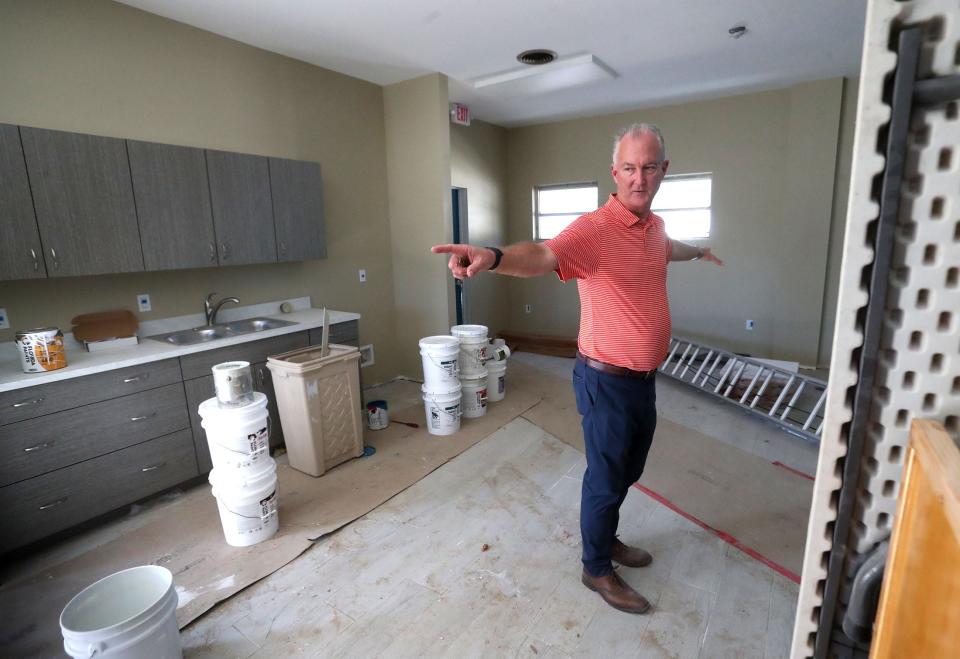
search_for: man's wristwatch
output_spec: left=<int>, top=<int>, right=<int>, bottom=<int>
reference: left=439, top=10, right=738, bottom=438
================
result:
left=691, top=248, right=704, bottom=261
left=487, top=246, right=504, bottom=270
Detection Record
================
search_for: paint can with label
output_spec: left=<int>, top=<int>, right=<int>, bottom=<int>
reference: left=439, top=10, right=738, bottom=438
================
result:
left=16, top=327, right=67, bottom=373
left=211, top=361, right=255, bottom=407
left=366, top=399, right=389, bottom=430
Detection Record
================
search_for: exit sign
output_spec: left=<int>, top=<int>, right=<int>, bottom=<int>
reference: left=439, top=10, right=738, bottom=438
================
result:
left=450, top=103, right=471, bottom=126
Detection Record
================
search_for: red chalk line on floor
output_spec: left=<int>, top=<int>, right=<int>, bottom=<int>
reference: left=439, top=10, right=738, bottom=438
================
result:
left=631, top=482, right=802, bottom=584
left=771, top=460, right=816, bottom=481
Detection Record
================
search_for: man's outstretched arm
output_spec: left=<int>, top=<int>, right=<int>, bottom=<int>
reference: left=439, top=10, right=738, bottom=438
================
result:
left=669, top=240, right=724, bottom=265
left=432, top=242, right=559, bottom=279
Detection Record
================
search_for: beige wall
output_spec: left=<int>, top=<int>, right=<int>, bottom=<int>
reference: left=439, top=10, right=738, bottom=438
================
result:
left=450, top=120, right=510, bottom=338
left=383, top=74, right=453, bottom=377
left=0, top=0, right=398, bottom=381
left=818, top=77, right=860, bottom=367
left=504, top=79, right=850, bottom=366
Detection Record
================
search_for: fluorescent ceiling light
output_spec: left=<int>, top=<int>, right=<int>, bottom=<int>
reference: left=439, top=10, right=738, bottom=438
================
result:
left=469, top=53, right=617, bottom=97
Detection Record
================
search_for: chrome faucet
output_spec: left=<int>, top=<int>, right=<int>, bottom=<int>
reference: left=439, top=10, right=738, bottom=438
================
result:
left=204, top=292, right=240, bottom=326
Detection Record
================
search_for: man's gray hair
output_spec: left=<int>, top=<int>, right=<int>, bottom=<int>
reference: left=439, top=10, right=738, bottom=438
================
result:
left=612, top=123, right=666, bottom=163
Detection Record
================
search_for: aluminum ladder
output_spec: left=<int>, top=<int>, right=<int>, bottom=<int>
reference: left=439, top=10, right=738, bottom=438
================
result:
left=658, top=336, right=827, bottom=444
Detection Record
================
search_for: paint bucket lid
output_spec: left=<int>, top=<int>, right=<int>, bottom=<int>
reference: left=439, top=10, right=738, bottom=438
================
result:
left=421, top=382, right=462, bottom=396
left=419, top=335, right=459, bottom=350
left=460, top=368, right=488, bottom=383
left=450, top=324, right=488, bottom=339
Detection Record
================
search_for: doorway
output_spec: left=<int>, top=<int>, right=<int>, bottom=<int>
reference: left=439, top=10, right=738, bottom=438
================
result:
left=451, top=187, right=469, bottom=326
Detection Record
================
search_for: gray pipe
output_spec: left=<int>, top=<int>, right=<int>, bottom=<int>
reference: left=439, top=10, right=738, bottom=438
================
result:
left=841, top=541, right=889, bottom=643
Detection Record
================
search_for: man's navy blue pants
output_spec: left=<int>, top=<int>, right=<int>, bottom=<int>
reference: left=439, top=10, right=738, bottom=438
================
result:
left=572, top=358, right=657, bottom=577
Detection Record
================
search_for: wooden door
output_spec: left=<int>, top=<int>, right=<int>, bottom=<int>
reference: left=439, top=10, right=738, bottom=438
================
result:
left=0, top=124, right=46, bottom=280
left=205, top=150, right=276, bottom=265
left=269, top=157, right=326, bottom=262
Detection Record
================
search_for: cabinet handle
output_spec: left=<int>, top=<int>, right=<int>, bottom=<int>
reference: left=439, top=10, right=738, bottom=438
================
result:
left=12, top=397, right=44, bottom=409
left=30, top=247, right=39, bottom=271
left=49, top=247, right=59, bottom=270
left=220, top=243, right=228, bottom=260
left=209, top=243, right=216, bottom=262
left=39, top=497, right=67, bottom=511
left=141, top=462, right=166, bottom=472
left=279, top=241, right=287, bottom=255
left=130, top=412, right=157, bottom=422
left=122, top=373, right=149, bottom=383
left=23, top=441, right=53, bottom=453
left=256, top=367, right=265, bottom=388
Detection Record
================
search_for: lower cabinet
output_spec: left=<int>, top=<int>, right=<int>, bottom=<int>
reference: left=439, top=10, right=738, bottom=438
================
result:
left=0, top=429, right=197, bottom=553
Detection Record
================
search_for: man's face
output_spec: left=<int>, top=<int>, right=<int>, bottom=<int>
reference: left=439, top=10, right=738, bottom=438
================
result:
left=611, top=133, right=669, bottom=217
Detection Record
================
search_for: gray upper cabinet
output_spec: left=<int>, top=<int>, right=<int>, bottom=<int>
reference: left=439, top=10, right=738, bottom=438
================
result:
left=20, top=127, right=144, bottom=277
left=127, top=140, right=218, bottom=271
left=206, top=150, right=277, bottom=266
left=269, top=157, right=326, bottom=262
left=0, top=124, right=46, bottom=280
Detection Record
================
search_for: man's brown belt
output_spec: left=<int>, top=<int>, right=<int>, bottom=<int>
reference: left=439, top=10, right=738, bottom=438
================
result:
left=576, top=352, right=657, bottom=380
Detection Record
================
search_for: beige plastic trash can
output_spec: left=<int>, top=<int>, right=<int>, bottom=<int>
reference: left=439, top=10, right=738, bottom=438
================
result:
left=267, top=344, right=364, bottom=477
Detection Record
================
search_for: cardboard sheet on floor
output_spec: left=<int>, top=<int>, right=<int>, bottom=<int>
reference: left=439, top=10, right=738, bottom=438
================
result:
left=521, top=366, right=813, bottom=576
left=0, top=364, right=544, bottom=657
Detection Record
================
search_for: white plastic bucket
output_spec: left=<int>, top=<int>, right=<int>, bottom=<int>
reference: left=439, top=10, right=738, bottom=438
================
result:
left=199, top=393, right=270, bottom=471
left=209, top=461, right=279, bottom=547
left=460, top=369, right=488, bottom=418
left=421, top=384, right=462, bottom=436
left=366, top=399, right=389, bottom=430
left=419, top=336, right=460, bottom=391
left=60, top=565, right=181, bottom=659
left=486, top=359, right=507, bottom=403
left=451, top=324, right=489, bottom=376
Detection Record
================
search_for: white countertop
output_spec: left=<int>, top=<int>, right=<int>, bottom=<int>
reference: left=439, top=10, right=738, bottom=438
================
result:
left=1, top=299, right=359, bottom=393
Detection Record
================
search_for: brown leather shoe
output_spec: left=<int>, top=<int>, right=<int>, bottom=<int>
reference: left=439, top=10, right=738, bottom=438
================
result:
left=581, top=570, right=651, bottom=614
left=612, top=538, right=652, bottom=568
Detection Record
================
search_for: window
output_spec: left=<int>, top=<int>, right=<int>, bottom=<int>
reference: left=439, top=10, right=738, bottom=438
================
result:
left=533, top=182, right=598, bottom=240
left=653, top=173, right=712, bottom=240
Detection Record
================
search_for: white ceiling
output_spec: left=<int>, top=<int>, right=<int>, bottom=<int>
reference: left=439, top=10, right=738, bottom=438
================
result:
left=116, top=0, right=867, bottom=127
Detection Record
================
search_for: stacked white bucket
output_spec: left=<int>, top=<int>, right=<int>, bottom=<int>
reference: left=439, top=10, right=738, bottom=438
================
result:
left=453, top=325, right=490, bottom=419
left=198, top=361, right=279, bottom=547
left=419, top=335, right=462, bottom=436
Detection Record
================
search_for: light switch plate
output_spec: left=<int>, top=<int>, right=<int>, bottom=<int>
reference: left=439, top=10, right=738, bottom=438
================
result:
left=359, top=269, right=367, bottom=282
left=0, top=308, right=8, bottom=329
left=137, top=294, right=152, bottom=312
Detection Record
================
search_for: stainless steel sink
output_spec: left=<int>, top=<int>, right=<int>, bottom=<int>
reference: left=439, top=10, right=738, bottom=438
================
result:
left=147, top=317, right=298, bottom=346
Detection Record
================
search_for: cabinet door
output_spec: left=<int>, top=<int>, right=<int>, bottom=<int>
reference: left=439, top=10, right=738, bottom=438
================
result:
left=205, top=150, right=276, bottom=265
left=20, top=127, right=144, bottom=277
left=183, top=375, right=215, bottom=474
left=252, top=361, right=284, bottom=449
left=0, top=124, right=46, bottom=280
left=268, top=157, right=326, bottom=262
left=127, top=140, right=218, bottom=271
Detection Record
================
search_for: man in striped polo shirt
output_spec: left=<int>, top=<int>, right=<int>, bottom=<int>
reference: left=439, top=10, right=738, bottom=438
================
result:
left=433, top=123, right=723, bottom=614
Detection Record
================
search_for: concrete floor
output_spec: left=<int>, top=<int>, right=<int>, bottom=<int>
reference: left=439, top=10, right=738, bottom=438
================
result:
left=9, top=352, right=815, bottom=657
left=178, top=353, right=809, bottom=658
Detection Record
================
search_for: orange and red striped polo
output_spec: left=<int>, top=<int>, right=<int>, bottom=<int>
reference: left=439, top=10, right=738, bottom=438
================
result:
left=544, top=194, right=672, bottom=372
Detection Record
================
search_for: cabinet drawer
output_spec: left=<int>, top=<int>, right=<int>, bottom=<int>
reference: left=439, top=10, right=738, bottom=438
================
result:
left=0, top=358, right=182, bottom=426
left=0, top=428, right=198, bottom=553
left=0, top=383, right=189, bottom=487
left=308, top=320, right=359, bottom=347
left=179, top=332, right=308, bottom=380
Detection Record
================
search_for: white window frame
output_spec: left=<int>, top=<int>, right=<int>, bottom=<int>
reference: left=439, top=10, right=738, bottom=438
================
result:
left=533, top=181, right=598, bottom=241
left=653, top=172, right=713, bottom=240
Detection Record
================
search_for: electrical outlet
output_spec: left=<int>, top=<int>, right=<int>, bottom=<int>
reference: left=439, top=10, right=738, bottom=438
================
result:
left=359, top=269, right=367, bottom=282
left=524, top=304, right=532, bottom=314
left=359, top=344, right=375, bottom=367
left=0, top=308, right=8, bottom=329
left=745, top=319, right=755, bottom=330
left=137, top=294, right=151, bottom=312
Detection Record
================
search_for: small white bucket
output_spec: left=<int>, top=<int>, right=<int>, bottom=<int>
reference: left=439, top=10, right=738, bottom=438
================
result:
left=460, top=369, right=488, bottom=418
left=60, top=565, right=181, bottom=659
left=486, top=359, right=507, bottom=403
left=421, top=384, right=462, bottom=436
left=419, top=336, right=460, bottom=391
left=209, top=461, right=279, bottom=547
left=366, top=399, right=389, bottom=430
left=451, top=324, right=489, bottom=376
left=199, top=393, right=270, bottom=471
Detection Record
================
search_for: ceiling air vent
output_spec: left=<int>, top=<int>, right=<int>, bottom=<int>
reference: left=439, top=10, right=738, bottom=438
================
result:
left=516, top=49, right=557, bottom=66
